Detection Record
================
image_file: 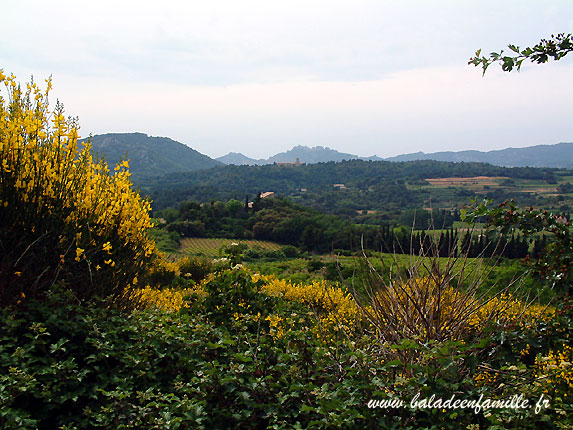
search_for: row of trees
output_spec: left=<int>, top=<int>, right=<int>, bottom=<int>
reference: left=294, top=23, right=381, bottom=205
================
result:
left=156, top=196, right=549, bottom=260
left=361, top=226, right=543, bottom=260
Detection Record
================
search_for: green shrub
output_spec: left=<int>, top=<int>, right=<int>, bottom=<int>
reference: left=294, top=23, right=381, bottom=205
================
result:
left=148, top=226, right=181, bottom=253
left=307, top=259, right=324, bottom=272
left=244, top=246, right=262, bottom=259
left=280, top=245, right=299, bottom=258
left=0, top=289, right=206, bottom=429
left=177, top=256, right=213, bottom=284
left=0, top=286, right=377, bottom=429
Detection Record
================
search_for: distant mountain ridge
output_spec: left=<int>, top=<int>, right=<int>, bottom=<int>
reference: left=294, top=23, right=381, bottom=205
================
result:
left=267, top=146, right=358, bottom=164
left=216, top=145, right=383, bottom=165
left=216, top=152, right=262, bottom=165
left=85, top=133, right=572, bottom=180
left=217, top=142, right=573, bottom=168
left=385, top=142, right=573, bottom=168
left=84, top=133, right=221, bottom=179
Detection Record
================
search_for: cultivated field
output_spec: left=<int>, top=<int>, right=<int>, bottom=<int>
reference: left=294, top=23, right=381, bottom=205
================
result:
left=425, top=176, right=504, bottom=187
left=180, top=237, right=282, bottom=257
left=414, top=174, right=573, bottom=212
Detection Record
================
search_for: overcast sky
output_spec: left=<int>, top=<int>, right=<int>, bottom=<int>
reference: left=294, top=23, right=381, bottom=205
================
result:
left=2, top=0, right=573, bottom=158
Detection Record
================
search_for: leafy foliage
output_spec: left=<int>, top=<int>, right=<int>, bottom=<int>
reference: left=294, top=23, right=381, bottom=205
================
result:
left=469, top=33, right=573, bottom=74
left=2, top=267, right=570, bottom=429
left=464, top=199, right=572, bottom=291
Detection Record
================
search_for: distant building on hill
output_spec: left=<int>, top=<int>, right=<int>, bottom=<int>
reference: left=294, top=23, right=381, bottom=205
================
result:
left=276, top=157, right=302, bottom=167
left=260, top=191, right=275, bottom=199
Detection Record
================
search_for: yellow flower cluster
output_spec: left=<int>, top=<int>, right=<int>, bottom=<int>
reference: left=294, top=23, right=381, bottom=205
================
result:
left=258, top=275, right=360, bottom=338
left=0, top=71, right=156, bottom=303
left=145, top=256, right=180, bottom=280
left=134, top=266, right=553, bottom=353
left=265, top=314, right=287, bottom=339
left=473, top=370, right=499, bottom=387
left=535, top=344, right=573, bottom=392
left=466, top=293, right=555, bottom=330
left=135, top=285, right=205, bottom=312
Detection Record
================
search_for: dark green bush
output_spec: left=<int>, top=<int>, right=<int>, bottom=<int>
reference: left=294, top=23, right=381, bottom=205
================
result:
left=0, top=289, right=206, bottom=429
left=244, top=247, right=262, bottom=259
left=177, top=256, right=213, bottom=284
left=280, top=245, right=299, bottom=258
left=0, top=286, right=382, bottom=429
left=307, top=259, right=324, bottom=272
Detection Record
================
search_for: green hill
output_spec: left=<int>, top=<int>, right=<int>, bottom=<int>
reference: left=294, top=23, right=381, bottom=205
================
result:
left=83, top=133, right=221, bottom=179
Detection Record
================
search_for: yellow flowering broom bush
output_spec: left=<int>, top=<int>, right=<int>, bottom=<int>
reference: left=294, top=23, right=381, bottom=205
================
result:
left=135, top=265, right=553, bottom=345
left=365, top=277, right=554, bottom=342
left=0, top=71, right=156, bottom=306
left=466, top=292, right=555, bottom=330
left=258, top=275, right=360, bottom=338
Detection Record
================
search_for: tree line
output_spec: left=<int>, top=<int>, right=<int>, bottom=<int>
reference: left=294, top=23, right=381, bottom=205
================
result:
left=155, top=196, right=548, bottom=259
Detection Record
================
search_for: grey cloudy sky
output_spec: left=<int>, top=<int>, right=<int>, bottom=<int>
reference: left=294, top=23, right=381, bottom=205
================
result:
left=2, top=0, right=573, bottom=158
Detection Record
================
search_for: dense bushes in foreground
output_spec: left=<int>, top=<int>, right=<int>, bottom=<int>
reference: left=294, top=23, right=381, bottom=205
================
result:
left=1, top=268, right=571, bottom=429
left=0, top=286, right=380, bottom=429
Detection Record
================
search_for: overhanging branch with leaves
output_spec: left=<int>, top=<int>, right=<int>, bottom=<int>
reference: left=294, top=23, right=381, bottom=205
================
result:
left=469, top=33, right=573, bottom=74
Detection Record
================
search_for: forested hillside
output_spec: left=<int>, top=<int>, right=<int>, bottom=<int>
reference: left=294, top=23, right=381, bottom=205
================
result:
left=85, top=132, right=221, bottom=179
left=143, top=159, right=569, bottom=223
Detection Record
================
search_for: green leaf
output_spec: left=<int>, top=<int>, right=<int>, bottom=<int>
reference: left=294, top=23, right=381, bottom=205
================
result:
left=385, top=360, right=403, bottom=368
